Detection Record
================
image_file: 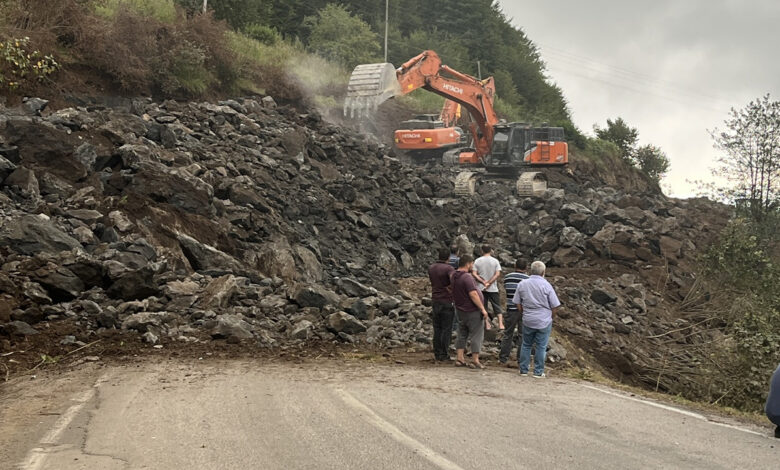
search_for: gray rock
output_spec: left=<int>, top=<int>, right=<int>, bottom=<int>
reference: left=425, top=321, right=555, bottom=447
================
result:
left=210, top=314, right=253, bottom=341
left=73, top=143, right=98, bottom=169
left=591, top=288, right=618, bottom=305
left=3, top=166, right=39, bottom=197
left=293, top=285, right=339, bottom=309
left=0, top=155, right=16, bottom=182
left=290, top=319, right=314, bottom=339
left=261, top=96, right=277, bottom=109
left=178, top=233, right=241, bottom=275
left=2, top=321, right=39, bottom=336
left=195, top=275, right=239, bottom=310
left=0, top=215, right=82, bottom=256
left=122, top=311, right=172, bottom=333
left=338, top=278, right=378, bottom=298
left=327, top=311, right=367, bottom=335
left=21, top=97, right=48, bottom=115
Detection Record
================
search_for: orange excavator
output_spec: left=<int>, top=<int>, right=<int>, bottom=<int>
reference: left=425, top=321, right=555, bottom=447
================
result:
left=393, top=99, right=467, bottom=159
left=344, top=50, right=569, bottom=196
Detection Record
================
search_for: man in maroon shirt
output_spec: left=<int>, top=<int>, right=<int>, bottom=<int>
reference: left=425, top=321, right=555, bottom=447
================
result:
left=428, top=248, right=455, bottom=362
left=451, top=255, right=491, bottom=369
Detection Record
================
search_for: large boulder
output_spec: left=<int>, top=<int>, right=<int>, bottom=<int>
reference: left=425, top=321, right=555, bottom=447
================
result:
left=178, top=234, right=241, bottom=275
left=3, top=166, right=39, bottom=198
left=209, top=314, right=254, bottom=341
left=195, top=275, right=239, bottom=310
left=106, top=267, right=160, bottom=300
left=0, top=215, right=82, bottom=255
left=327, top=311, right=367, bottom=335
left=293, top=285, right=339, bottom=309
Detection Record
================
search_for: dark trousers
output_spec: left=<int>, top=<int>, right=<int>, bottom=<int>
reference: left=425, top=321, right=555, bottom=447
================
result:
left=498, top=309, right=521, bottom=363
left=432, top=301, right=455, bottom=360
left=482, top=291, right=503, bottom=318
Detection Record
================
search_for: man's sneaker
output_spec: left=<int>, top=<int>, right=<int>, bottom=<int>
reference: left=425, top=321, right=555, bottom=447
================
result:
left=519, top=371, right=530, bottom=376
left=533, top=373, right=547, bottom=379
left=775, top=426, right=780, bottom=439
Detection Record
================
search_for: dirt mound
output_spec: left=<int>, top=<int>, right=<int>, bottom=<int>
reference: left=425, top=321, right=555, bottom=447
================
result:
left=0, top=96, right=731, bottom=391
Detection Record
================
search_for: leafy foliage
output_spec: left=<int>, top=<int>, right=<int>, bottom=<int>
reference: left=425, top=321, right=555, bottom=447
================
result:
left=633, top=144, right=670, bottom=184
left=304, top=4, right=380, bottom=70
left=695, top=216, right=780, bottom=411
left=243, top=23, right=281, bottom=45
left=0, top=37, right=59, bottom=91
left=708, top=94, right=780, bottom=220
left=594, top=117, right=638, bottom=161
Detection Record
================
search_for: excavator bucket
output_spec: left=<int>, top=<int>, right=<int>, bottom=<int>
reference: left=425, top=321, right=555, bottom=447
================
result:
left=343, top=63, right=401, bottom=119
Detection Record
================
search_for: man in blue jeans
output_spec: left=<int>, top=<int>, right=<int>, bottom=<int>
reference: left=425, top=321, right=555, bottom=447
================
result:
left=511, top=261, right=561, bottom=378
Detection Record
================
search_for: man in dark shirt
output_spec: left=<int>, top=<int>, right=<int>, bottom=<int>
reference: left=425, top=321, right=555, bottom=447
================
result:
left=452, top=255, right=490, bottom=369
left=767, top=363, right=780, bottom=438
left=499, top=259, right=529, bottom=366
left=428, top=248, right=455, bottom=362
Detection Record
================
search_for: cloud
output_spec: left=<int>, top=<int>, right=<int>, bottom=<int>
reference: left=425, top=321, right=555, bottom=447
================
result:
left=498, top=0, right=780, bottom=196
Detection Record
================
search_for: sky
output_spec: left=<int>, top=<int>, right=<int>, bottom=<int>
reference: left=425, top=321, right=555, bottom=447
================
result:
left=498, top=0, right=780, bottom=197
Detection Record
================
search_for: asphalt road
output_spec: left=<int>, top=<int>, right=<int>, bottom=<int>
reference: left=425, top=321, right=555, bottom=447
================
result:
left=3, top=359, right=777, bottom=469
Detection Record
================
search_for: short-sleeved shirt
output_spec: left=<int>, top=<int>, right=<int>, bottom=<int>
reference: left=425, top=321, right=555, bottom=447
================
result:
left=452, top=270, right=483, bottom=313
left=511, top=275, right=561, bottom=329
left=428, top=262, right=455, bottom=303
left=504, top=272, right=529, bottom=312
left=473, top=255, right=501, bottom=293
left=767, top=364, right=780, bottom=421
left=447, top=253, right=460, bottom=270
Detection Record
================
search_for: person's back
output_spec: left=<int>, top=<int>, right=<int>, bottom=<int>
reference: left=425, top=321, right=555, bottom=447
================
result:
left=504, top=271, right=529, bottom=312
left=514, top=274, right=559, bottom=329
left=767, top=364, right=780, bottom=438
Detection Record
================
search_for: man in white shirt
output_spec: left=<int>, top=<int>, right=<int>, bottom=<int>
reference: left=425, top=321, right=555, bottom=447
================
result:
left=472, top=245, right=505, bottom=330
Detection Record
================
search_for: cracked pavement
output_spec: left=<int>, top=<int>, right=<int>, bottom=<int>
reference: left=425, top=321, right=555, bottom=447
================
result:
left=3, top=359, right=778, bottom=469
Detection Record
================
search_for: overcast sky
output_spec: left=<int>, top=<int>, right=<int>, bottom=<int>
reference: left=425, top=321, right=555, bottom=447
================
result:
left=498, top=0, right=780, bottom=196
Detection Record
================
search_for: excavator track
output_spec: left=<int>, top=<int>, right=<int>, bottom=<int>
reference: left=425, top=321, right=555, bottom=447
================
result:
left=516, top=172, right=548, bottom=197
left=454, top=171, right=477, bottom=197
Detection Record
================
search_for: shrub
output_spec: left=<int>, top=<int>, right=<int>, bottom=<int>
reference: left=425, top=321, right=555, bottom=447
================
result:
left=243, top=23, right=280, bottom=45
left=0, top=37, right=60, bottom=91
left=156, top=38, right=212, bottom=95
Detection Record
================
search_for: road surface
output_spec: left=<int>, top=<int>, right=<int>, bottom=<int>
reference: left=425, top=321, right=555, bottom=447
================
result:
left=1, top=358, right=777, bottom=469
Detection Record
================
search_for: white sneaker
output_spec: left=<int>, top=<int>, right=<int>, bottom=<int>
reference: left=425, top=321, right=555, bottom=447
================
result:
left=533, top=373, right=547, bottom=379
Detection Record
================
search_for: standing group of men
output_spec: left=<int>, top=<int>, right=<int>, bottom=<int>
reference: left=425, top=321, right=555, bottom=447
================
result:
left=428, top=244, right=560, bottom=376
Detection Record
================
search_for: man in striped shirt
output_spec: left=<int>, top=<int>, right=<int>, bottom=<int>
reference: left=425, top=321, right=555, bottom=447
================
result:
left=498, top=259, right=529, bottom=366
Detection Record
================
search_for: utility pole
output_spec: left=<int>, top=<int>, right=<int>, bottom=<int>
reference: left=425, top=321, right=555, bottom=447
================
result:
left=202, top=0, right=207, bottom=14
left=384, top=0, right=389, bottom=62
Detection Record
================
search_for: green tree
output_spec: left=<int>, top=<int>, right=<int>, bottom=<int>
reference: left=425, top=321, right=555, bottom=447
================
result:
left=634, top=144, right=670, bottom=184
left=594, top=117, right=638, bottom=161
left=709, top=94, right=780, bottom=221
left=304, top=4, right=380, bottom=69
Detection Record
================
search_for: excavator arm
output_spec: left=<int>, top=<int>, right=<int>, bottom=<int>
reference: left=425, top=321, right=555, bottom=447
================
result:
left=439, top=100, right=460, bottom=128
left=345, top=50, right=500, bottom=160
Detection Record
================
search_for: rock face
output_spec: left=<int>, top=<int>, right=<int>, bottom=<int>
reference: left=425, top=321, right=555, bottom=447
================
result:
left=0, top=96, right=732, bottom=389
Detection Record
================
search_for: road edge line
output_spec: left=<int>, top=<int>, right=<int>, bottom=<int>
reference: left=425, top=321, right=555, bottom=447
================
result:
left=19, top=373, right=110, bottom=470
left=579, top=383, right=767, bottom=438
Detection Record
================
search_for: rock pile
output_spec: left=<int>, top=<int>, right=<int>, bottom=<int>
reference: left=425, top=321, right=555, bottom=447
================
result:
left=0, top=96, right=731, bottom=386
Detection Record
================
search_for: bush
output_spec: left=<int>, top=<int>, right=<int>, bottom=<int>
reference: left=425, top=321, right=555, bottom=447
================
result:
left=304, top=4, right=380, bottom=69
left=243, top=23, right=280, bottom=45
left=586, top=138, right=622, bottom=160
left=0, top=37, right=60, bottom=91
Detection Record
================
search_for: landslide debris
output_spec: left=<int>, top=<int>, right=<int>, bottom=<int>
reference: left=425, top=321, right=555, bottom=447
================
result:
left=0, top=96, right=731, bottom=390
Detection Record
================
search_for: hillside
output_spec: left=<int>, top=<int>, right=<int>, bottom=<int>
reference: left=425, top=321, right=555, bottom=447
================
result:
left=0, top=94, right=733, bottom=401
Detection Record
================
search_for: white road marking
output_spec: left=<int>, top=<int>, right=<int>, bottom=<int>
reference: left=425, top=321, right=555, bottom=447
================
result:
left=335, top=389, right=467, bottom=470
left=19, top=373, right=109, bottom=470
left=579, top=384, right=767, bottom=437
